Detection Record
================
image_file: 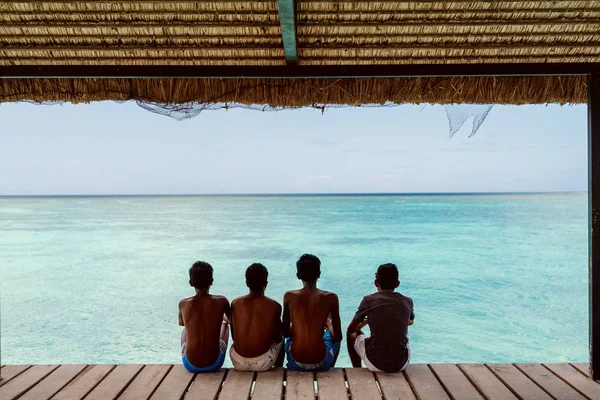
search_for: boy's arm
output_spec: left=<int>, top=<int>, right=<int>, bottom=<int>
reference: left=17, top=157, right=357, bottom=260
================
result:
left=330, top=294, right=343, bottom=343
left=228, top=299, right=235, bottom=339
left=274, top=303, right=284, bottom=343
left=409, top=310, right=415, bottom=326
left=347, top=297, right=368, bottom=335
left=178, top=300, right=184, bottom=326
left=282, top=293, right=292, bottom=338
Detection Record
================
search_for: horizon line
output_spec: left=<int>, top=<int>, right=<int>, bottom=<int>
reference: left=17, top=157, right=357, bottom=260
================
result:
left=0, top=191, right=587, bottom=198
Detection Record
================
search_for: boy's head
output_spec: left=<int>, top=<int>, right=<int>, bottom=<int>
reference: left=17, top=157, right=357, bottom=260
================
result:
left=296, top=253, right=321, bottom=283
left=246, top=263, right=268, bottom=293
left=189, top=261, right=214, bottom=290
left=375, top=263, right=400, bottom=291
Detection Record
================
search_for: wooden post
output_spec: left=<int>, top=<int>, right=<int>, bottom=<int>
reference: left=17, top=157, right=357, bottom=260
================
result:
left=591, top=71, right=600, bottom=381
left=275, top=0, right=297, bottom=64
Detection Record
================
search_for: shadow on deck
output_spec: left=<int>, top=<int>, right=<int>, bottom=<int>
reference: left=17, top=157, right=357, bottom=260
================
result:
left=0, top=363, right=597, bottom=399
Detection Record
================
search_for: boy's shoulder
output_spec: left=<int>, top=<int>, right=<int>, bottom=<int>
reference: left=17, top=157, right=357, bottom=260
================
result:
left=283, top=288, right=302, bottom=298
left=363, top=291, right=411, bottom=303
left=318, top=288, right=339, bottom=300
left=179, top=296, right=195, bottom=307
left=210, top=294, right=230, bottom=304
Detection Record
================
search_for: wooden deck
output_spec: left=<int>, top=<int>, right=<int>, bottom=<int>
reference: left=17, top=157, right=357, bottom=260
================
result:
left=0, top=363, right=598, bottom=400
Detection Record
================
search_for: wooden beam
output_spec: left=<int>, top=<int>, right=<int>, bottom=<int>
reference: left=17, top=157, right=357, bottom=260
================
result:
left=591, top=71, right=600, bottom=382
left=276, top=0, right=297, bottom=63
left=0, top=63, right=598, bottom=78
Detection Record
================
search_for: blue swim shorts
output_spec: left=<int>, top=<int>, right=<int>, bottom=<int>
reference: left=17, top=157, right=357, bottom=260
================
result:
left=181, top=340, right=226, bottom=373
left=285, top=331, right=340, bottom=372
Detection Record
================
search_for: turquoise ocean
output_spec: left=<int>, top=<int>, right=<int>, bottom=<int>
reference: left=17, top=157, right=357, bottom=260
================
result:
left=0, top=193, right=588, bottom=366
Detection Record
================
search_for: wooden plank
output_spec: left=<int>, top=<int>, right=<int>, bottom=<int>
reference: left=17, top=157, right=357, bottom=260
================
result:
left=515, top=364, right=586, bottom=400
left=251, top=368, right=284, bottom=400
left=19, top=365, right=87, bottom=400
left=345, top=368, right=381, bottom=400
left=285, top=371, right=315, bottom=400
left=316, top=368, right=346, bottom=400
left=183, top=369, right=225, bottom=400
left=544, top=363, right=600, bottom=400
left=52, top=364, right=115, bottom=400
left=0, top=365, right=31, bottom=387
left=459, top=364, right=518, bottom=400
left=404, top=364, right=449, bottom=400
left=0, top=364, right=59, bottom=400
left=430, top=364, right=484, bottom=400
left=487, top=364, right=552, bottom=400
left=217, top=370, right=253, bottom=400
left=375, top=372, right=416, bottom=400
left=572, top=363, right=591, bottom=377
left=148, top=365, right=194, bottom=400
left=0, top=64, right=596, bottom=79
left=118, top=365, right=171, bottom=400
left=85, top=364, right=143, bottom=400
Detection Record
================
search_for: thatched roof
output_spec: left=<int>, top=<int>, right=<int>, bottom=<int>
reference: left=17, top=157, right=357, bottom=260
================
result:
left=1, top=0, right=599, bottom=105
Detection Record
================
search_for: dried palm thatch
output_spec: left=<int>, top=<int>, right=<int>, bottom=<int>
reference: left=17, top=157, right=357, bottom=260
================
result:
left=0, top=76, right=587, bottom=105
left=0, top=1, right=598, bottom=104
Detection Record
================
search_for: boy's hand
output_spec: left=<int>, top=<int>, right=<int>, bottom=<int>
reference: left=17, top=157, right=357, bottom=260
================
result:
left=357, top=320, right=369, bottom=331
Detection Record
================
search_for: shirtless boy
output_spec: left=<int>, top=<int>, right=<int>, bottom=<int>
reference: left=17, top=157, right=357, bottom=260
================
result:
left=179, top=261, right=230, bottom=373
left=282, top=254, right=342, bottom=372
left=347, top=263, right=414, bottom=372
left=229, top=263, right=284, bottom=371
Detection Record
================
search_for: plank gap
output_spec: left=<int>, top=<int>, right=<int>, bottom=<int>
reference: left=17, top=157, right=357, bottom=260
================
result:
left=216, top=369, right=229, bottom=399
left=402, top=369, right=420, bottom=399
left=456, top=364, right=492, bottom=400
left=541, top=364, right=588, bottom=398
left=146, top=364, right=174, bottom=400
left=249, top=372, right=258, bottom=398
left=484, top=364, right=526, bottom=400
left=84, top=364, right=118, bottom=399
left=114, top=364, right=146, bottom=400
left=0, top=365, right=33, bottom=387
left=281, top=368, right=287, bottom=400
left=510, top=363, right=557, bottom=400
left=570, top=364, right=592, bottom=379
left=427, top=364, right=455, bottom=400
left=36, top=365, right=89, bottom=400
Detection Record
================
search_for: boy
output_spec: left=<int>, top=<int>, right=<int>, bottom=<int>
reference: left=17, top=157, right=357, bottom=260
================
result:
left=347, top=263, right=414, bottom=372
left=282, top=254, right=342, bottom=372
left=230, top=263, right=284, bottom=371
left=179, top=261, right=230, bottom=373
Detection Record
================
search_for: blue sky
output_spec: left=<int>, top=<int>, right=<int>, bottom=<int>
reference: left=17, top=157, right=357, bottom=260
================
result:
left=0, top=101, right=587, bottom=195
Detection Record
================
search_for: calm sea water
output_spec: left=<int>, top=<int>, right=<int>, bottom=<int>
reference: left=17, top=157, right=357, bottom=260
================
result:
left=0, top=194, right=588, bottom=366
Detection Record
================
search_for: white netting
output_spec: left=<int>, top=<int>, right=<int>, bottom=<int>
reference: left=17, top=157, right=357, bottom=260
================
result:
left=443, top=104, right=494, bottom=138
left=12, top=100, right=494, bottom=137
left=137, top=101, right=494, bottom=137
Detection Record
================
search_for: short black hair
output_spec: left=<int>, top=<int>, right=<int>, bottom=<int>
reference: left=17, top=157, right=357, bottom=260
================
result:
left=296, top=254, right=321, bottom=282
left=376, top=263, right=399, bottom=290
left=189, top=261, right=213, bottom=289
left=246, top=263, right=268, bottom=293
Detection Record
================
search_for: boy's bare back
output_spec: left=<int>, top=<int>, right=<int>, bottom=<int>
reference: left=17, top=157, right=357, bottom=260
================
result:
left=179, top=294, right=229, bottom=367
left=231, top=294, right=282, bottom=358
left=283, top=287, right=342, bottom=364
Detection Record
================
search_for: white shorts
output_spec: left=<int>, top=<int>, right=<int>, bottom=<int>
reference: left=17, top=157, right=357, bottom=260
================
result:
left=229, top=341, right=283, bottom=372
left=354, top=334, right=410, bottom=373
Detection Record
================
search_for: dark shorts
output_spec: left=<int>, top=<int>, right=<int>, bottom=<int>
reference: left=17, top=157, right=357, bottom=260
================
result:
left=285, top=331, right=340, bottom=372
